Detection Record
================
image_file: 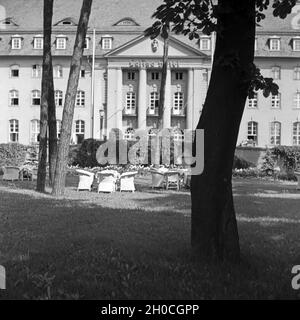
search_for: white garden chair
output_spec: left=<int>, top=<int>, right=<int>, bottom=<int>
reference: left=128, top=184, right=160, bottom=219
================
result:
left=76, top=169, right=95, bottom=192
left=150, top=168, right=166, bottom=189
left=2, top=166, right=20, bottom=181
left=119, top=171, right=138, bottom=192
left=295, top=171, right=300, bottom=190
left=164, top=170, right=181, bottom=191
left=97, top=170, right=119, bottom=193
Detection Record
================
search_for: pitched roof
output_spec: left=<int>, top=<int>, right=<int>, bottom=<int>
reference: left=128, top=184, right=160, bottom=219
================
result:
left=1, top=0, right=300, bottom=33
left=0, top=0, right=162, bottom=31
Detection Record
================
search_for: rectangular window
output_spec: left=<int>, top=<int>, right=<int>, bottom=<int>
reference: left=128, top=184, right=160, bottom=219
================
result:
left=32, top=91, right=41, bottom=106
left=84, top=37, right=89, bottom=49
left=56, top=38, right=66, bottom=50
left=173, top=92, right=184, bottom=115
left=200, top=38, right=210, bottom=51
left=175, top=72, right=183, bottom=80
left=9, top=120, right=19, bottom=142
left=54, top=65, right=63, bottom=78
left=248, top=93, right=258, bottom=108
left=125, top=92, right=136, bottom=114
left=271, top=66, right=281, bottom=80
left=75, top=120, right=85, bottom=144
left=270, top=122, right=281, bottom=145
left=55, top=91, right=63, bottom=107
left=12, top=38, right=21, bottom=49
left=294, top=67, right=300, bottom=80
left=294, top=92, right=300, bottom=109
left=151, top=72, right=159, bottom=80
left=293, top=39, right=300, bottom=51
left=32, top=65, right=42, bottom=78
left=271, top=93, right=281, bottom=109
left=149, top=92, right=159, bottom=114
left=80, top=68, right=86, bottom=78
left=127, top=72, right=135, bottom=80
left=9, top=90, right=19, bottom=106
left=31, top=120, right=40, bottom=144
left=293, top=122, right=300, bottom=145
left=76, top=91, right=85, bottom=107
left=34, top=37, right=43, bottom=49
left=102, top=38, right=112, bottom=50
left=247, top=122, right=258, bottom=145
left=10, top=66, right=19, bottom=78
left=270, top=38, right=280, bottom=51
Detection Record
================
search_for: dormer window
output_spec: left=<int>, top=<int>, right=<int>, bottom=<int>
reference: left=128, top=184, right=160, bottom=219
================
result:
left=54, top=18, right=77, bottom=27
left=0, top=18, right=19, bottom=28
left=269, top=37, right=280, bottom=51
left=84, top=37, right=90, bottom=49
left=199, top=36, right=211, bottom=51
left=34, top=36, right=43, bottom=49
left=114, top=18, right=139, bottom=26
left=56, top=36, right=67, bottom=50
left=293, top=37, right=300, bottom=51
left=101, top=36, right=112, bottom=50
left=11, top=35, right=22, bottom=50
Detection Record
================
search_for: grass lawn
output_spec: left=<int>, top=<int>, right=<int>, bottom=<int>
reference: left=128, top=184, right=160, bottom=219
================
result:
left=0, top=174, right=300, bottom=300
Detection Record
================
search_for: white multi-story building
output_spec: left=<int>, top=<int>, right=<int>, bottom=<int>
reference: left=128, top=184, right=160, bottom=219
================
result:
left=1, top=0, right=300, bottom=147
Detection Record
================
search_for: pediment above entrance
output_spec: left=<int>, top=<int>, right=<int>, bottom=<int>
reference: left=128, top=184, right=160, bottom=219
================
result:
left=104, top=35, right=207, bottom=58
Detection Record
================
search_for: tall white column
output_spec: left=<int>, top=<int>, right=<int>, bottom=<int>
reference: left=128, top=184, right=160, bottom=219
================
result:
left=163, top=68, right=171, bottom=128
left=138, top=67, right=147, bottom=129
left=116, top=68, right=123, bottom=130
left=187, top=68, right=194, bottom=130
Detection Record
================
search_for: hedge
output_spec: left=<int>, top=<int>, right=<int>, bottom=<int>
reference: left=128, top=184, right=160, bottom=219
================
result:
left=0, top=143, right=28, bottom=167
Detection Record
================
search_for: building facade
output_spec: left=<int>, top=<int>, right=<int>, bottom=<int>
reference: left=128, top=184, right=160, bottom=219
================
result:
left=1, top=0, right=300, bottom=147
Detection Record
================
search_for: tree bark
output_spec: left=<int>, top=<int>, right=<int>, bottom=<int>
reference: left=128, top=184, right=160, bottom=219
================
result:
left=36, top=0, right=55, bottom=192
left=191, top=0, right=256, bottom=262
left=52, top=0, right=93, bottom=196
left=158, top=29, right=169, bottom=129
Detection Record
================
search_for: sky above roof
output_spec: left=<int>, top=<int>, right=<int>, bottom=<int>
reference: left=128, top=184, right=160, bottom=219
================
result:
left=0, top=0, right=299, bottom=33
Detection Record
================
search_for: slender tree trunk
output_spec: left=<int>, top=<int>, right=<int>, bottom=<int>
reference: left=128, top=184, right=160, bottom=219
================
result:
left=158, top=29, right=169, bottom=129
left=45, top=0, right=57, bottom=187
left=36, top=0, right=55, bottom=192
left=52, top=0, right=93, bottom=196
left=191, top=0, right=256, bottom=262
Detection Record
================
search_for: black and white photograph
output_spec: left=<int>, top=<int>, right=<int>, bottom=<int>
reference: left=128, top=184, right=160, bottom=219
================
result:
left=0, top=0, right=300, bottom=306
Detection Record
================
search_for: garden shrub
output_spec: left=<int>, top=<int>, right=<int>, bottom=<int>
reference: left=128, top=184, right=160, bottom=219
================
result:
left=272, top=146, right=300, bottom=172
left=0, top=143, right=28, bottom=167
left=260, top=149, right=277, bottom=175
left=233, top=155, right=253, bottom=169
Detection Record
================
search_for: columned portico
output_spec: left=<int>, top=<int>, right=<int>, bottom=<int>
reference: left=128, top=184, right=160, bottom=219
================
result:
left=186, top=68, right=194, bottom=130
left=162, top=68, right=171, bottom=128
left=116, top=67, right=123, bottom=130
left=138, top=67, right=147, bottom=129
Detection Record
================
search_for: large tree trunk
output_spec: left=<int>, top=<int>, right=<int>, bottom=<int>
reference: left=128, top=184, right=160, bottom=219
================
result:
left=36, top=0, right=55, bottom=192
left=52, top=0, right=93, bottom=196
left=191, top=0, right=256, bottom=262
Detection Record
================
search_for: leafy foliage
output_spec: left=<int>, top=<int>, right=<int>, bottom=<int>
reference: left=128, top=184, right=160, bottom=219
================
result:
left=0, top=144, right=28, bottom=167
left=272, top=146, right=300, bottom=171
left=144, top=0, right=296, bottom=99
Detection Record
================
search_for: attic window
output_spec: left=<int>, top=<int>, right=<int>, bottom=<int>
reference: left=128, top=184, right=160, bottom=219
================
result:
left=101, top=36, right=113, bottom=50
left=54, top=18, right=77, bottom=27
left=114, top=18, right=139, bottom=26
left=11, top=35, right=22, bottom=49
left=0, top=18, right=18, bottom=27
